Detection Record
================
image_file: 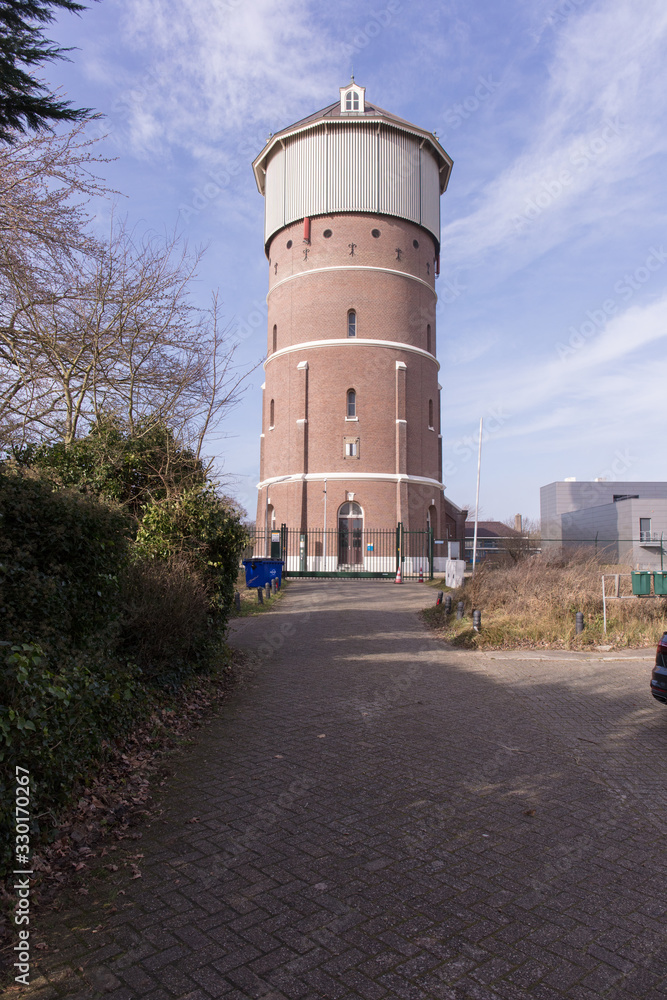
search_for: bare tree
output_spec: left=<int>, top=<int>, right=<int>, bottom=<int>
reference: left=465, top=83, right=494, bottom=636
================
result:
left=0, top=122, right=108, bottom=284
left=0, top=126, right=257, bottom=454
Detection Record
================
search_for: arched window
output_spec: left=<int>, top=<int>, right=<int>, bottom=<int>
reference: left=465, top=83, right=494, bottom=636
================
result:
left=272, top=324, right=277, bottom=352
left=428, top=399, right=434, bottom=428
left=269, top=399, right=275, bottom=427
left=345, top=90, right=360, bottom=111
left=426, top=323, right=431, bottom=353
left=347, top=389, right=356, bottom=418
left=348, top=310, right=356, bottom=337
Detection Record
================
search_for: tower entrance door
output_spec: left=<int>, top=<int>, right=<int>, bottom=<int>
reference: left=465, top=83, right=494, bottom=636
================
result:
left=338, top=502, right=363, bottom=566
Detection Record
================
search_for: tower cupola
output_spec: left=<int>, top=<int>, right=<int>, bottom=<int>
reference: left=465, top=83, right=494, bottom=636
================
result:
left=339, top=78, right=365, bottom=114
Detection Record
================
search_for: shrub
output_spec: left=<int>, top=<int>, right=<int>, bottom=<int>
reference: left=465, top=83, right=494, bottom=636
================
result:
left=0, top=641, right=146, bottom=878
left=13, top=417, right=206, bottom=520
left=136, top=486, right=248, bottom=618
left=118, top=555, right=213, bottom=687
left=0, top=467, right=131, bottom=651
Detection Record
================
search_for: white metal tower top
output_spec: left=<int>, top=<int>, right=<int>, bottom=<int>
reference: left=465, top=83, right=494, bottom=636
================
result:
left=252, top=85, right=453, bottom=252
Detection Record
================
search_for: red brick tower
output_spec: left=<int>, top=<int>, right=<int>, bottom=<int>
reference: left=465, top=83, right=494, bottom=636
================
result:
left=252, top=81, right=455, bottom=565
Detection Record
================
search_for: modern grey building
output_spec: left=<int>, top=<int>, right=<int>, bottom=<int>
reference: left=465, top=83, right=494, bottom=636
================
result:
left=540, top=481, right=667, bottom=568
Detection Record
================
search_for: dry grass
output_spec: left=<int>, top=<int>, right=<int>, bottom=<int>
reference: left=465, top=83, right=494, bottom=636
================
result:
left=423, top=550, right=667, bottom=650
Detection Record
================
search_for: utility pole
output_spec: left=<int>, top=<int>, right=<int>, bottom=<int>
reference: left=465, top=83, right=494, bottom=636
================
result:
left=472, top=417, right=483, bottom=575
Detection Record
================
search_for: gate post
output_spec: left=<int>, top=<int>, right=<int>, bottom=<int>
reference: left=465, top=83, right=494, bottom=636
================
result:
left=279, top=522, right=288, bottom=562
left=299, top=533, right=307, bottom=574
left=428, top=527, right=434, bottom=580
left=396, top=522, right=404, bottom=573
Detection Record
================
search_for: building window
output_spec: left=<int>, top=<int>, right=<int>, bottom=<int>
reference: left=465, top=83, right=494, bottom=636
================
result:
left=427, top=323, right=431, bottom=353
left=323, top=229, right=332, bottom=238
left=348, top=310, right=356, bottom=337
left=344, top=436, right=360, bottom=459
left=345, top=90, right=360, bottom=111
left=272, top=324, right=277, bottom=352
left=640, top=517, right=652, bottom=542
left=269, top=398, right=275, bottom=428
left=428, top=399, right=434, bottom=428
left=371, top=228, right=381, bottom=238
left=347, top=389, right=356, bottom=418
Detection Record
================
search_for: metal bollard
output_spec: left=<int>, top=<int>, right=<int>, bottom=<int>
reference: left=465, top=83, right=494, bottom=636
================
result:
left=257, top=588, right=263, bottom=604
left=444, top=594, right=452, bottom=614
left=456, top=600, right=464, bottom=620
left=436, top=591, right=443, bottom=606
left=265, top=582, right=271, bottom=601
left=234, top=591, right=241, bottom=612
left=575, top=611, right=584, bottom=634
left=472, top=609, right=481, bottom=632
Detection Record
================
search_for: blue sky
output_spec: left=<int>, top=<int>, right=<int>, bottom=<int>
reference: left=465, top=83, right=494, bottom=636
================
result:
left=42, top=0, right=667, bottom=520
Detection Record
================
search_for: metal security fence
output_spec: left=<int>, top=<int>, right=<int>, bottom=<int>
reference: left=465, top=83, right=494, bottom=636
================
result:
left=243, top=524, right=435, bottom=579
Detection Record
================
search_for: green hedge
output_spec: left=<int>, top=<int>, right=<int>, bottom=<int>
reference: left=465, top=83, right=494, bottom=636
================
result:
left=0, top=468, right=132, bottom=651
left=0, top=642, right=147, bottom=876
left=0, top=471, right=246, bottom=878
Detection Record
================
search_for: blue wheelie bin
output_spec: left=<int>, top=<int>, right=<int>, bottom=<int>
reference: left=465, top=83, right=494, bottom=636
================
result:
left=242, top=558, right=284, bottom=589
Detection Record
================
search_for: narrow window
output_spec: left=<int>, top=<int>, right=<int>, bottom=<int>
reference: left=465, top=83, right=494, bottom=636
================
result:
left=272, top=324, right=277, bottom=352
left=427, top=323, right=431, bottom=353
left=345, top=92, right=352, bottom=111
left=269, top=398, right=275, bottom=427
left=348, top=310, right=356, bottom=337
left=429, top=399, right=434, bottom=428
left=640, top=517, right=652, bottom=541
left=347, top=389, right=356, bottom=418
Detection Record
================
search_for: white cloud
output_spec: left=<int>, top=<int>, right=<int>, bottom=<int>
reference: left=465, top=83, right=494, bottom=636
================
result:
left=113, top=0, right=343, bottom=159
left=441, top=0, right=667, bottom=273
left=445, top=293, right=667, bottom=439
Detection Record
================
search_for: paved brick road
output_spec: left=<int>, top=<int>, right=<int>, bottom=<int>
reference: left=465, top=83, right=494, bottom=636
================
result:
left=21, top=581, right=667, bottom=999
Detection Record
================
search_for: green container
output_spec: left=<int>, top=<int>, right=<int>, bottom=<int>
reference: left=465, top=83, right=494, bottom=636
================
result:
left=631, top=571, right=652, bottom=596
left=654, top=572, right=667, bottom=596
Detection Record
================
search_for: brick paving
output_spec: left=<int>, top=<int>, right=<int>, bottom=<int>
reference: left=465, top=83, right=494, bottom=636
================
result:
left=19, top=580, right=667, bottom=999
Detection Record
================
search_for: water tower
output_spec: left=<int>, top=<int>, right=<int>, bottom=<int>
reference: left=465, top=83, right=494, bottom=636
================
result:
left=252, top=81, right=461, bottom=569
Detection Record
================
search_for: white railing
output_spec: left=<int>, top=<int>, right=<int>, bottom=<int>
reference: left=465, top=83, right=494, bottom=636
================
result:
left=639, top=531, right=662, bottom=543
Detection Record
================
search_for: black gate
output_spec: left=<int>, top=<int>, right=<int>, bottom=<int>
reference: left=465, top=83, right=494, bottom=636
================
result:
left=244, top=524, right=433, bottom=580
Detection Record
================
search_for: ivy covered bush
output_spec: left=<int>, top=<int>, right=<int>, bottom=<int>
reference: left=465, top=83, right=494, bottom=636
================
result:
left=0, top=466, right=247, bottom=878
left=0, top=642, right=144, bottom=877
left=136, top=485, right=248, bottom=615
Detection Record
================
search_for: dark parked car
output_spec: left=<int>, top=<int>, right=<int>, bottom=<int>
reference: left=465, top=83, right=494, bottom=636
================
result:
left=651, top=633, right=667, bottom=703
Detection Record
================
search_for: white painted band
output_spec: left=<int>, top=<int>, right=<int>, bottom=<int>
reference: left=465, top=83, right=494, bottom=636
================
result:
left=267, top=265, right=437, bottom=300
left=265, top=338, right=439, bottom=369
left=258, top=472, right=445, bottom=489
